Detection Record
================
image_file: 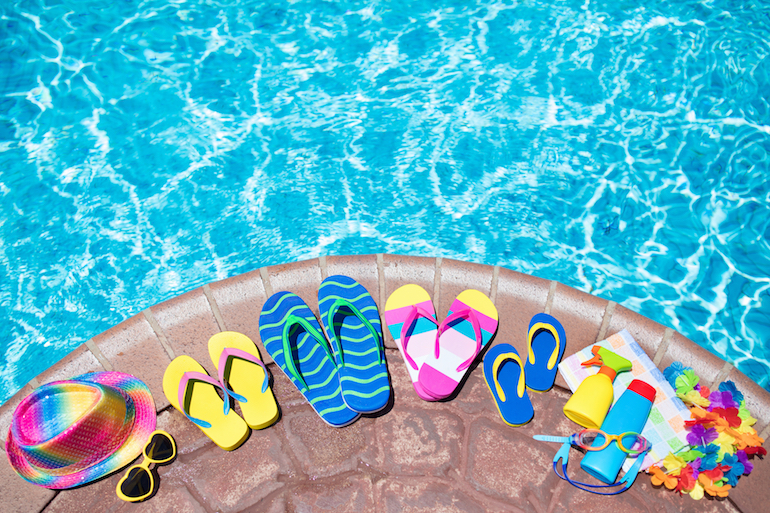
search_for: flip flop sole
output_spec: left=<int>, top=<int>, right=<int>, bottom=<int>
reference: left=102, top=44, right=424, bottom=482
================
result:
left=208, top=332, right=279, bottom=430
left=162, top=355, right=249, bottom=451
left=384, top=284, right=444, bottom=401
left=524, top=313, right=567, bottom=392
left=483, top=343, right=533, bottom=426
left=260, top=291, right=359, bottom=427
left=419, top=289, right=499, bottom=398
left=318, top=275, right=391, bottom=413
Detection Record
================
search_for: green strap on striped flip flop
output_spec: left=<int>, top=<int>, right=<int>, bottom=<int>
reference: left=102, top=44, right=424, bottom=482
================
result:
left=259, top=291, right=359, bottom=427
left=318, top=275, right=391, bottom=413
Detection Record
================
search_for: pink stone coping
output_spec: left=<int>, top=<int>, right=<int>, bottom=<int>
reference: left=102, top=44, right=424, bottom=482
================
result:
left=1, top=254, right=768, bottom=513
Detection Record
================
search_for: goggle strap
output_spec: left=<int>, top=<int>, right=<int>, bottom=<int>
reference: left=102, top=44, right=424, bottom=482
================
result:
left=552, top=441, right=644, bottom=496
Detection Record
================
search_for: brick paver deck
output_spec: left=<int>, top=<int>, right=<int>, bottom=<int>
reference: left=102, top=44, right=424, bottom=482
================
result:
left=1, top=254, right=768, bottom=512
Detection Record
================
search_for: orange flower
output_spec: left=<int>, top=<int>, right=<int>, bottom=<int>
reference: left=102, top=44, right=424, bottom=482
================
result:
left=698, top=474, right=732, bottom=498
left=649, top=465, right=678, bottom=490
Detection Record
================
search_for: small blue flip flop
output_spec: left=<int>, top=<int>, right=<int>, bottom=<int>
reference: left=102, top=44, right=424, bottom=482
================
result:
left=318, top=275, right=391, bottom=413
left=524, top=313, right=567, bottom=392
left=259, top=291, right=359, bottom=427
left=483, top=343, right=533, bottom=426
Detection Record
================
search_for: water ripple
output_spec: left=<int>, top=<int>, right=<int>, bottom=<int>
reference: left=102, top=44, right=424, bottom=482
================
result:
left=1, top=0, right=769, bottom=402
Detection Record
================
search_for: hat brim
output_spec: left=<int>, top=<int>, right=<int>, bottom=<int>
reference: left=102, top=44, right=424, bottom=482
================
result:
left=5, top=372, right=156, bottom=489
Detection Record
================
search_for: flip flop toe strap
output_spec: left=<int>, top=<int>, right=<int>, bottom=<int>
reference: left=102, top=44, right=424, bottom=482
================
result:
left=326, top=298, right=383, bottom=368
left=527, top=322, right=562, bottom=370
left=177, top=371, right=237, bottom=429
left=281, top=314, right=335, bottom=393
left=492, top=352, right=526, bottom=402
left=217, top=347, right=270, bottom=397
left=436, top=308, right=483, bottom=372
left=399, top=305, right=438, bottom=370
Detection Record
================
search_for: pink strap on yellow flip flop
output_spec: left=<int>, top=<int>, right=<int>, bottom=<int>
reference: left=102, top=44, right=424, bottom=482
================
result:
left=177, top=371, right=246, bottom=428
left=400, top=305, right=439, bottom=370
left=492, top=352, right=526, bottom=402
left=435, top=308, right=483, bottom=372
left=527, top=322, right=562, bottom=370
left=216, top=347, right=269, bottom=395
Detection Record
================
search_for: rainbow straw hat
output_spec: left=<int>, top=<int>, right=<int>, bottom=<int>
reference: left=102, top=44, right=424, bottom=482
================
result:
left=5, top=371, right=156, bottom=489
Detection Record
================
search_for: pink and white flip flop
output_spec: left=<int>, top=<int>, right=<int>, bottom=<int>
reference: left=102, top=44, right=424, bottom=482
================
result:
left=384, top=284, right=444, bottom=401
left=417, top=289, right=499, bottom=398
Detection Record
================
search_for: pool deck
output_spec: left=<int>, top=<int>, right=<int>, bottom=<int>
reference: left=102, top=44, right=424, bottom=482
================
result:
left=1, top=254, right=768, bottom=512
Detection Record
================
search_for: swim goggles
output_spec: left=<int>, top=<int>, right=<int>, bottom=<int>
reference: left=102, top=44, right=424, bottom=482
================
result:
left=116, top=430, right=177, bottom=502
left=533, top=429, right=650, bottom=495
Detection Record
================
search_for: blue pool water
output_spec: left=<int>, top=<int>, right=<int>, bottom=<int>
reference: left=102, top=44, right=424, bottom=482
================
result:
left=1, top=0, right=769, bottom=404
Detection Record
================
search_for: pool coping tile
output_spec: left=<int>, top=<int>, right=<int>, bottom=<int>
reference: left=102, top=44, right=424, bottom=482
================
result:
left=207, top=269, right=272, bottom=364
left=34, top=344, right=105, bottom=387
left=657, top=330, right=729, bottom=390
left=3, top=255, right=770, bottom=513
left=490, top=267, right=551, bottom=358
left=147, top=287, right=222, bottom=377
left=381, top=254, right=437, bottom=349
left=0, top=384, right=34, bottom=444
left=548, top=282, right=610, bottom=390
left=437, top=258, right=495, bottom=321
left=603, top=303, right=669, bottom=359
left=263, top=258, right=324, bottom=316
left=91, top=313, right=173, bottom=412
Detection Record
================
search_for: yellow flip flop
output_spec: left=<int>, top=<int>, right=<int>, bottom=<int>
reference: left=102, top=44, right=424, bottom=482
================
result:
left=208, top=331, right=279, bottom=430
left=162, top=355, right=250, bottom=451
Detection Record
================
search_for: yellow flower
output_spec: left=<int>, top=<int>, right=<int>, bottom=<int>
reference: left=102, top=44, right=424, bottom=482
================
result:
left=689, top=482, right=705, bottom=500
left=662, top=453, right=685, bottom=473
left=715, top=432, right=736, bottom=459
left=679, top=390, right=710, bottom=407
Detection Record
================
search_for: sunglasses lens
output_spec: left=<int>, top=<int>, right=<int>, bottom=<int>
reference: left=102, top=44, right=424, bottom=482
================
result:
left=121, top=467, right=152, bottom=499
left=146, top=433, right=175, bottom=462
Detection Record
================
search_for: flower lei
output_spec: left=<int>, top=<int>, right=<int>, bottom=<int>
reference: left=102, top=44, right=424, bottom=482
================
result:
left=646, top=362, right=766, bottom=500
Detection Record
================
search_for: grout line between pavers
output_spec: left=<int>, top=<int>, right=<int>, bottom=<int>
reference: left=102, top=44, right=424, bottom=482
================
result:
left=143, top=309, right=176, bottom=361
left=712, top=361, right=734, bottom=389
left=595, top=301, right=615, bottom=342
left=28, top=377, right=40, bottom=389
left=761, top=423, right=770, bottom=441
left=319, top=254, right=328, bottom=279
left=260, top=267, right=274, bottom=297
left=375, top=253, right=387, bottom=342
left=202, top=284, right=227, bottom=332
left=490, top=265, right=500, bottom=303
left=652, top=327, right=674, bottom=366
left=544, top=281, right=557, bottom=314
left=376, top=253, right=385, bottom=309
left=85, top=339, right=113, bottom=372
left=434, top=257, right=442, bottom=312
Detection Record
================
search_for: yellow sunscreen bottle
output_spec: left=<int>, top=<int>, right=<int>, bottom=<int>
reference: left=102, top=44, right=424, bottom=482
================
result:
left=562, top=346, right=632, bottom=429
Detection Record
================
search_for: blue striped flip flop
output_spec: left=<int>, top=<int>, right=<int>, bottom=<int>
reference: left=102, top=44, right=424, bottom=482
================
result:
left=318, top=275, right=391, bottom=413
left=259, top=291, right=359, bottom=427
left=483, top=343, right=533, bottom=427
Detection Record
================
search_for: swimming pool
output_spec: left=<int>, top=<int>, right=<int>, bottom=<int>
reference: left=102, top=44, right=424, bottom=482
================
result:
left=1, top=0, right=769, bottom=404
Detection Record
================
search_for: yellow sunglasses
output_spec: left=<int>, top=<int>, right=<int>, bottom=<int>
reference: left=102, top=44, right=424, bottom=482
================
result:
left=116, top=430, right=177, bottom=502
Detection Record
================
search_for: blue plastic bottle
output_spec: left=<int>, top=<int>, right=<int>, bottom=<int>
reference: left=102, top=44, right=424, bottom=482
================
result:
left=580, top=379, right=656, bottom=484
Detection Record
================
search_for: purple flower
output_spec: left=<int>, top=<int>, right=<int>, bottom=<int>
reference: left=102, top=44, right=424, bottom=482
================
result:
left=708, top=390, right=739, bottom=410
left=691, top=458, right=701, bottom=479
left=737, top=450, right=754, bottom=475
left=687, top=424, right=718, bottom=446
left=719, top=381, right=744, bottom=403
